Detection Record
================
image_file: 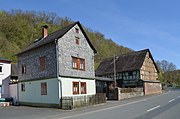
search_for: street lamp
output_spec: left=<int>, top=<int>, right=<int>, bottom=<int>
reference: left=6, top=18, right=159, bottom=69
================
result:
left=114, top=55, right=118, bottom=87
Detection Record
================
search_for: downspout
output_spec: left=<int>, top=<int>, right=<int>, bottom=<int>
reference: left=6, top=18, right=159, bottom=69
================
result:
left=55, top=39, right=63, bottom=108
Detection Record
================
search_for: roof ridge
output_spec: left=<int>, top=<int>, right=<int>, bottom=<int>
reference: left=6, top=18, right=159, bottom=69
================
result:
left=18, top=21, right=78, bottom=55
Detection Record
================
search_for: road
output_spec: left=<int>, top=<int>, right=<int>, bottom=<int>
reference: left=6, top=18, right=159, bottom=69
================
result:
left=1, top=88, right=180, bottom=119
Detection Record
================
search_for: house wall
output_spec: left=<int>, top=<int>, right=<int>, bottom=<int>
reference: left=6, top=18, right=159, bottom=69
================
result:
left=18, top=78, right=60, bottom=107
left=17, top=23, right=96, bottom=108
left=60, top=77, right=96, bottom=97
left=1, top=76, right=11, bottom=98
left=57, top=24, right=95, bottom=79
left=0, top=62, right=11, bottom=85
left=0, top=62, right=11, bottom=98
left=140, top=52, right=158, bottom=81
left=9, top=84, right=18, bottom=103
left=144, top=82, right=162, bottom=95
left=60, top=77, right=100, bottom=110
left=18, top=43, right=57, bottom=81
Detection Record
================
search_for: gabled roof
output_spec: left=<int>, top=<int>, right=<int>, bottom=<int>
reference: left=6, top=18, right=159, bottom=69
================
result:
left=96, top=49, right=158, bottom=76
left=18, top=21, right=97, bottom=55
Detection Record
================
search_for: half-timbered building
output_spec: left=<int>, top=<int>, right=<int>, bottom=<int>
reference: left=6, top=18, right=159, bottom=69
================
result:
left=96, top=49, right=162, bottom=95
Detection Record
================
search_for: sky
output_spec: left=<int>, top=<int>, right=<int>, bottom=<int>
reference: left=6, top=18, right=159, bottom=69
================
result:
left=0, top=0, right=180, bottom=69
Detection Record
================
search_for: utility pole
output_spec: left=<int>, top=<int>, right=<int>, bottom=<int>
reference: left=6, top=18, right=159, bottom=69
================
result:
left=114, top=55, right=118, bottom=87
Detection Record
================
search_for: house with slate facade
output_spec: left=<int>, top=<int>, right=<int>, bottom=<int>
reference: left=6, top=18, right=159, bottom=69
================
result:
left=17, top=21, right=99, bottom=109
left=96, top=49, right=162, bottom=95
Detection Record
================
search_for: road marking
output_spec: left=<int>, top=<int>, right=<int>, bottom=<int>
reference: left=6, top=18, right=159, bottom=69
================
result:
left=59, top=99, right=147, bottom=119
left=168, top=99, right=175, bottom=103
left=147, top=105, right=160, bottom=112
left=177, top=96, right=180, bottom=99
left=58, top=92, right=170, bottom=119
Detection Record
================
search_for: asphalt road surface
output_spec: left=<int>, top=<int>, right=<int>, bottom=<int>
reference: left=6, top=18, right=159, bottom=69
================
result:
left=1, top=88, right=180, bottom=119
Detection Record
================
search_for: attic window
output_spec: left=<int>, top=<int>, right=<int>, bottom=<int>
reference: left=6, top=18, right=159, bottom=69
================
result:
left=75, top=37, right=80, bottom=45
left=75, top=28, right=79, bottom=33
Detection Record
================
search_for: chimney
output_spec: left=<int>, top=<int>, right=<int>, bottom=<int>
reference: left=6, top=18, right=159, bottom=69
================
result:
left=42, top=25, right=48, bottom=38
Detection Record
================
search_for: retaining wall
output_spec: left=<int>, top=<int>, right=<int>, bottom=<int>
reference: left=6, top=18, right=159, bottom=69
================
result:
left=61, top=93, right=106, bottom=110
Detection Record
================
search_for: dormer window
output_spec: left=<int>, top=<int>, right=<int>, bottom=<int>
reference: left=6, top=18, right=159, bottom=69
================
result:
left=75, top=28, right=79, bottom=33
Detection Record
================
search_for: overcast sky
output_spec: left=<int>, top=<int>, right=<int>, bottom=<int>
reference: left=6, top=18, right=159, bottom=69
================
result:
left=1, top=0, right=180, bottom=69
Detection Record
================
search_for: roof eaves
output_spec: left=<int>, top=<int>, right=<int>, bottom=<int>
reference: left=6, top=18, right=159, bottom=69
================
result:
left=17, top=22, right=78, bottom=55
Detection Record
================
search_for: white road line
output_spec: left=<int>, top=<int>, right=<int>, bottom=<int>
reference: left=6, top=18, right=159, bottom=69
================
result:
left=177, top=96, right=180, bottom=99
left=168, top=99, right=175, bottom=103
left=59, top=99, right=147, bottom=119
left=58, top=92, right=170, bottom=119
left=147, top=105, right=160, bottom=112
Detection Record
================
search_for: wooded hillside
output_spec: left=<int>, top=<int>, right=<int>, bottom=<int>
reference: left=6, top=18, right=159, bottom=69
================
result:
left=0, top=10, right=132, bottom=68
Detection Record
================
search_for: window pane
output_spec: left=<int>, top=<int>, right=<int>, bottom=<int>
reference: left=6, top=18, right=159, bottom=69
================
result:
left=73, top=82, right=79, bottom=94
left=40, top=56, right=46, bottom=71
left=76, top=38, right=79, bottom=45
left=21, top=83, right=25, bottom=91
left=0, top=66, right=2, bottom=73
left=72, top=57, right=78, bottom=69
left=41, top=82, right=47, bottom=95
left=81, top=82, right=86, bottom=94
left=22, top=65, right=26, bottom=74
left=75, top=28, right=79, bottom=33
left=80, top=59, right=85, bottom=70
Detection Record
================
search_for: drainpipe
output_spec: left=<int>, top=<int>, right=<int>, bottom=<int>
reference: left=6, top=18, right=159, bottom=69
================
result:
left=55, top=39, right=63, bottom=108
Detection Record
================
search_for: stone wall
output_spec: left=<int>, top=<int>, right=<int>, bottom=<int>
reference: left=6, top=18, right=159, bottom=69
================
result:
left=119, top=88, right=144, bottom=100
left=108, top=88, right=144, bottom=100
left=144, top=82, right=162, bottom=95
left=61, top=93, right=106, bottom=110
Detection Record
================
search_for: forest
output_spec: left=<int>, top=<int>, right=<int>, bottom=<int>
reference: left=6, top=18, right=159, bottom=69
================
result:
left=0, top=9, right=179, bottom=85
left=0, top=9, right=132, bottom=69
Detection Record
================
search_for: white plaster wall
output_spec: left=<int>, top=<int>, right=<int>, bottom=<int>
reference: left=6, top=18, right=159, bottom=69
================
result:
left=60, top=77, right=96, bottom=97
left=0, top=63, right=11, bottom=85
left=18, top=78, right=59, bottom=104
left=0, top=62, right=11, bottom=98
